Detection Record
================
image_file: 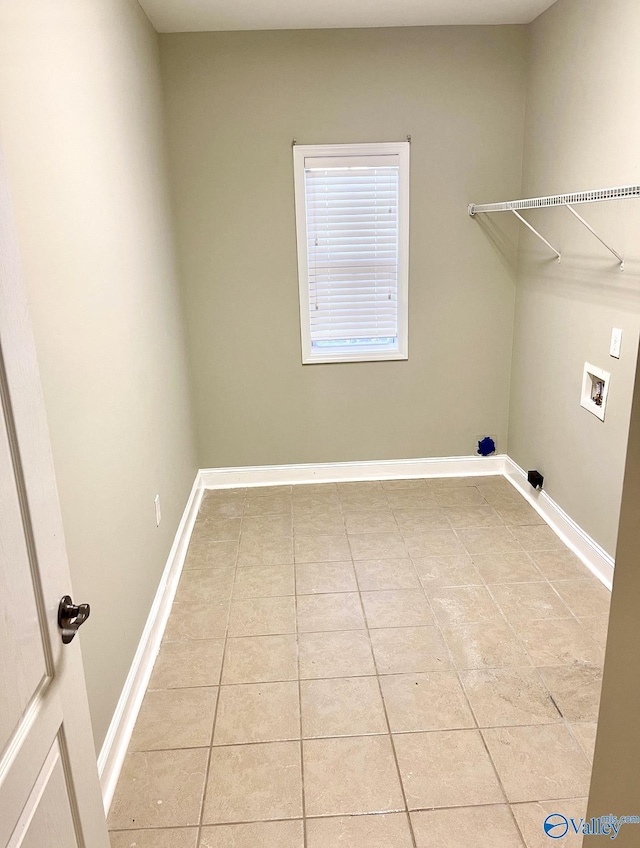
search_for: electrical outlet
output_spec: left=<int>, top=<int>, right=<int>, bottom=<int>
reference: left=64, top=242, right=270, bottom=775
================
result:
left=610, top=327, right=622, bottom=359
left=154, top=495, right=161, bottom=527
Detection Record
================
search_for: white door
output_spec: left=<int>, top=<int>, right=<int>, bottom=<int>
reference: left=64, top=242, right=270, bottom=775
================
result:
left=0, top=158, right=110, bottom=847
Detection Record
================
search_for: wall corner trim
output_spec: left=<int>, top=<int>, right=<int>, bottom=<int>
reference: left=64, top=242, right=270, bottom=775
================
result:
left=503, top=457, right=614, bottom=590
left=97, top=471, right=205, bottom=813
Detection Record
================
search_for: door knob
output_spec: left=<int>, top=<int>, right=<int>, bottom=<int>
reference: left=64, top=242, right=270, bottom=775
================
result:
left=58, top=595, right=91, bottom=644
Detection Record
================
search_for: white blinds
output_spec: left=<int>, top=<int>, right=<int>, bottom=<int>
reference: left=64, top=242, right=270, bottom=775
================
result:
left=304, top=156, right=400, bottom=352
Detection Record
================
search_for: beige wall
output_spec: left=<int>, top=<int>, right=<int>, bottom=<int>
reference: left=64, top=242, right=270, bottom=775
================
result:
left=159, top=26, right=527, bottom=468
left=508, top=0, right=640, bottom=556
left=587, top=342, right=640, bottom=844
left=0, top=0, right=197, bottom=749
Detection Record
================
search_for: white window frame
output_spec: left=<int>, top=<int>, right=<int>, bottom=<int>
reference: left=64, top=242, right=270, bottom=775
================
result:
left=293, top=141, right=410, bottom=365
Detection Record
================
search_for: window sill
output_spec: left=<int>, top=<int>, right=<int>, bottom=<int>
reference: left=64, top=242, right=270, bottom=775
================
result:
left=302, top=351, right=408, bottom=365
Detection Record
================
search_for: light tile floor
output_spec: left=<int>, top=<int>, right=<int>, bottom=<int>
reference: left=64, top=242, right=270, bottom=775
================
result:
left=108, top=476, right=611, bottom=848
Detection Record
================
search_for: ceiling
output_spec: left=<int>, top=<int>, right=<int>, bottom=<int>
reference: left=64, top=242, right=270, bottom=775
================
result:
left=140, top=0, right=558, bottom=33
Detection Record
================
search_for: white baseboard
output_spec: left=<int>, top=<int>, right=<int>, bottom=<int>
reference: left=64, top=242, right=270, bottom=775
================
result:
left=503, top=457, right=614, bottom=590
left=200, top=454, right=508, bottom=489
left=97, top=472, right=205, bottom=813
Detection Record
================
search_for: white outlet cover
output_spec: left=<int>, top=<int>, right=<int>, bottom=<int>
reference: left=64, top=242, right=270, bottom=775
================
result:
left=154, top=494, right=161, bottom=526
left=610, top=327, right=622, bottom=359
left=580, top=362, right=610, bottom=422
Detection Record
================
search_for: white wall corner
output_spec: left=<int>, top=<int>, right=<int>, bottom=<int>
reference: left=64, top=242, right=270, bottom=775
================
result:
left=503, top=457, right=614, bottom=590
left=97, top=470, right=204, bottom=813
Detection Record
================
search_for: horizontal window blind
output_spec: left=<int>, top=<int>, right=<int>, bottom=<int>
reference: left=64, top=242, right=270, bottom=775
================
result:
left=304, top=157, right=400, bottom=352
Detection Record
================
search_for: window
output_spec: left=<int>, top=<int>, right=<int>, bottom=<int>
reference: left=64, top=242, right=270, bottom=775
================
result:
left=293, top=142, right=410, bottom=364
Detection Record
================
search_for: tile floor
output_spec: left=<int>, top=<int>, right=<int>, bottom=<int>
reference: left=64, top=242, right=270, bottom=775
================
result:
left=108, top=475, right=611, bottom=848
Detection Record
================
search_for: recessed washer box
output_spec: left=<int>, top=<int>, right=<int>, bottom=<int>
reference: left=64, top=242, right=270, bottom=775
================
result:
left=580, top=362, right=610, bottom=421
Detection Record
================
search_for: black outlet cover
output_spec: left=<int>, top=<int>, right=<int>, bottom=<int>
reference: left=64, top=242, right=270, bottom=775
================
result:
left=527, top=470, right=544, bottom=490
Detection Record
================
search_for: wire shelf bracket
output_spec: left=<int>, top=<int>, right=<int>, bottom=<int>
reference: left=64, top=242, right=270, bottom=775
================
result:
left=468, top=183, right=640, bottom=270
left=512, top=210, right=561, bottom=263
left=565, top=204, right=624, bottom=270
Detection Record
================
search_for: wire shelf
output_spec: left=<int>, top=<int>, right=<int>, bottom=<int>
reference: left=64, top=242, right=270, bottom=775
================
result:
left=468, top=184, right=640, bottom=216
left=468, top=184, right=640, bottom=269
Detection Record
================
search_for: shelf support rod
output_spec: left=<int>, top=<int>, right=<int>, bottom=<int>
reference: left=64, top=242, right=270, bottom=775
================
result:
left=511, top=210, right=561, bottom=262
left=565, top=204, right=625, bottom=270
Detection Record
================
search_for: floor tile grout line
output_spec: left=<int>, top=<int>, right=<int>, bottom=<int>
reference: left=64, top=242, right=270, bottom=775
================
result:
left=415, top=552, right=516, bottom=813
left=119, top=715, right=601, bottom=755
left=108, top=794, right=585, bottom=835
left=139, top=654, right=604, bottom=705
left=116, top=791, right=596, bottom=839
left=194, top=490, right=246, bottom=847
left=346, top=513, right=419, bottom=848
left=218, top=575, right=603, bottom=601
left=147, top=664, right=599, bottom=691
left=293, top=565, right=308, bottom=848
left=475, top=717, right=549, bottom=848
left=505, top=804, right=530, bottom=848
left=166, top=605, right=598, bottom=640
